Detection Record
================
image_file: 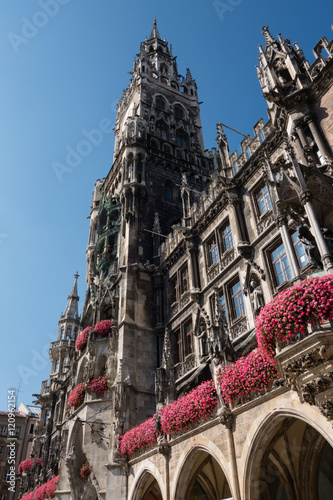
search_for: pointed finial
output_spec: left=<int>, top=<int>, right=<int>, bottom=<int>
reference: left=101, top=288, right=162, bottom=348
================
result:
left=261, top=26, right=276, bottom=47
left=186, top=68, right=193, bottom=82
left=150, top=18, right=161, bottom=40
left=74, top=271, right=79, bottom=280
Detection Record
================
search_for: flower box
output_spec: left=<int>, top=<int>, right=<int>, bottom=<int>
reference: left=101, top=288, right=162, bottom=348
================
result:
left=68, top=383, right=86, bottom=409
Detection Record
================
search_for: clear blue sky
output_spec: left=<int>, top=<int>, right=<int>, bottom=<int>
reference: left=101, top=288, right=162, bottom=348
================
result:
left=0, top=0, right=332, bottom=410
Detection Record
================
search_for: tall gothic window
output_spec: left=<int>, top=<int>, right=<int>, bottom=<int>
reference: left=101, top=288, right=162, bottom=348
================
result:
left=176, top=130, right=188, bottom=149
left=156, top=97, right=165, bottom=110
left=174, top=105, right=184, bottom=119
left=221, top=221, right=233, bottom=253
left=292, top=231, right=309, bottom=269
left=270, top=243, right=292, bottom=285
left=256, top=185, right=272, bottom=215
left=165, top=182, right=173, bottom=202
left=230, top=281, right=245, bottom=319
left=207, top=235, right=219, bottom=267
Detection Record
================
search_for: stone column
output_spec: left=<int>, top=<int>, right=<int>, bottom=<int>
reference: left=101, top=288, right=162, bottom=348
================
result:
left=292, top=124, right=307, bottom=165
left=294, top=119, right=309, bottom=149
left=300, top=192, right=333, bottom=272
left=186, top=237, right=200, bottom=292
left=228, top=192, right=248, bottom=244
left=305, top=114, right=331, bottom=159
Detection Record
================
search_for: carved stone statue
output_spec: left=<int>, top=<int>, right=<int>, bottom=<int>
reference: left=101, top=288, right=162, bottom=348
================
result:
left=298, top=225, right=322, bottom=269
left=250, top=280, right=264, bottom=315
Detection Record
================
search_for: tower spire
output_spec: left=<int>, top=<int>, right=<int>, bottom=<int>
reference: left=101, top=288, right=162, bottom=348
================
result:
left=63, top=272, right=79, bottom=320
left=150, top=18, right=161, bottom=40
left=261, top=26, right=277, bottom=47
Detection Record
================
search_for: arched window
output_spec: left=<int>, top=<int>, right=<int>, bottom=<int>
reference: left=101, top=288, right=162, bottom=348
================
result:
left=176, top=130, right=188, bottom=149
left=66, top=328, right=72, bottom=340
left=165, top=183, right=173, bottom=202
left=156, top=122, right=168, bottom=141
left=156, top=97, right=165, bottom=110
left=174, top=105, right=184, bottom=119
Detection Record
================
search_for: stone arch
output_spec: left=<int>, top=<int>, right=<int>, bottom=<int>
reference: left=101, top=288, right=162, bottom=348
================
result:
left=243, top=405, right=333, bottom=500
left=172, top=440, right=233, bottom=500
left=129, top=461, right=164, bottom=500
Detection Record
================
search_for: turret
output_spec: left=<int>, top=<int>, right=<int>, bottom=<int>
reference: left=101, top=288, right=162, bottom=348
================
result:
left=256, top=26, right=311, bottom=117
left=49, top=274, right=80, bottom=378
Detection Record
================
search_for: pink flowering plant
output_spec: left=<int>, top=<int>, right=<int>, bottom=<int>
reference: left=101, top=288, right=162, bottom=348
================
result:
left=80, top=461, right=92, bottom=479
left=160, top=380, right=218, bottom=435
left=88, top=375, right=108, bottom=397
left=93, top=319, right=113, bottom=336
left=18, top=458, right=42, bottom=474
left=20, top=476, right=59, bottom=500
left=119, top=416, right=157, bottom=458
left=34, top=483, right=47, bottom=500
left=44, top=475, right=59, bottom=498
left=217, top=348, right=278, bottom=405
left=21, top=493, right=34, bottom=500
left=68, top=383, right=86, bottom=409
left=75, top=326, right=93, bottom=351
left=256, top=275, right=333, bottom=356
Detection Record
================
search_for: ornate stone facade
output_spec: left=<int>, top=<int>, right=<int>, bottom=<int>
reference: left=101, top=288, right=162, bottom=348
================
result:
left=22, top=21, right=333, bottom=500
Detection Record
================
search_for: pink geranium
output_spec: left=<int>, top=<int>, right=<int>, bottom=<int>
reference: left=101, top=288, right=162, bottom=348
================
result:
left=20, top=493, right=34, bottom=500
left=80, top=462, right=92, bottom=479
left=75, top=326, right=93, bottom=351
left=160, top=380, right=218, bottom=435
left=119, top=417, right=157, bottom=458
left=88, top=376, right=108, bottom=397
left=217, top=348, right=278, bottom=405
left=94, top=319, right=113, bottom=336
left=45, top=475, right=59, bottom=498
left=34, top=483, right=47, bottom=500
left=68, top=383, right=86, bottom=408
left=18, top=458, right=42, bottom=474
left=256, top=275, right=333, bottom=356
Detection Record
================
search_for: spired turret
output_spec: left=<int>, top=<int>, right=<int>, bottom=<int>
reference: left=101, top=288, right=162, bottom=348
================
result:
left=49, top=273, right=80, bottom=378
left=256, top=26, right=312, bottom=120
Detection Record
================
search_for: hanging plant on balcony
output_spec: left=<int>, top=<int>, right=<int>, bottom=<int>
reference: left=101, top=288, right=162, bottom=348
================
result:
left=20, top=475, right=59, bottom=500
left=45, top=475, right=60, bottom=498
left=217, top=348, right=278, bottom=406
left=75, top=326, right=93, bottom=351
left=256, top=275, right=333, bottom=356
left=93, top=319, right=113, bottom=336
left=68, top=383, right=86, bottom=409
left=34, top=482, right=47, bottom=500
left=80, top=461, right=92, bottom=479
left=160, top=379, right=218, bottom=435
left=88, top=375, right=108, bottom=397
left=119, top=416, right=157, bottom=458
left=21, top=493, right=34, bottom=500
left=18, top=457, right=42, bottom=474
